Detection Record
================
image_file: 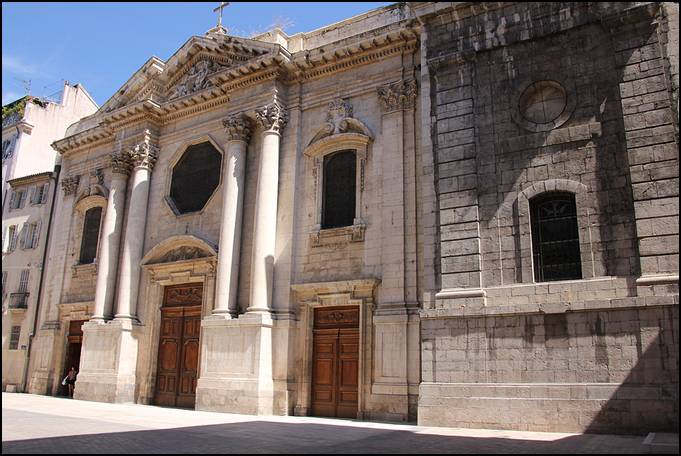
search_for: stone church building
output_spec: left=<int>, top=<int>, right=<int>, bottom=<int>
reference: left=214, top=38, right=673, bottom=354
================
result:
left=22, top=2, right=678, bottom=433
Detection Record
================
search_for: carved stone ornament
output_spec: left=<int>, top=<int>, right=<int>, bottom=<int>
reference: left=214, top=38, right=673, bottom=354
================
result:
left=223, top=113, right=253, bottom=142
left=110, top=150, right=133, bottom=176
left=77, top=168, right=108, bottom=200
left=255, top=102, right=288, bottom=133
left=149, top=246, right=211, bottom=265
left=307, top=98, right=372, bottom=146
left=129, top=130, right=159, bottom=171
left=377, top=79, right=418, bottom=113
left=170, top=59, right=226, bottom=100
left=61, top=175, right=80, bottom=196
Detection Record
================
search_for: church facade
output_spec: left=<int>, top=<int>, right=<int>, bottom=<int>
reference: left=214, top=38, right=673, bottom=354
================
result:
left=23, top=2, right=678, bottom=433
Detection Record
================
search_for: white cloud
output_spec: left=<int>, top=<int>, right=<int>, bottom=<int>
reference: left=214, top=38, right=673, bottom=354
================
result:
left=2, top=54, right=40, bottom=76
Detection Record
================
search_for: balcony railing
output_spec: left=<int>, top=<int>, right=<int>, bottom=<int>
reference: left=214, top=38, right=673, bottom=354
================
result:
left=9, top=292, right=29, bottom=309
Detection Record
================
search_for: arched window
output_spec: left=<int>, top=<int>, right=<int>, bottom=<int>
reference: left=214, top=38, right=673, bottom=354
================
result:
left=79, top=206, right=102, bottom=264
left=322, top=150, right=356, bottom=229
left=530, top=192, right=582, bottom=282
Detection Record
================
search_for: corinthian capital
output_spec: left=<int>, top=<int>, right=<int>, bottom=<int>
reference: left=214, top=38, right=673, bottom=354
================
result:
left=110, top=151, right=132, bottom=176
left=255, top=102, right=288, bottom=134
left=223, top=113, right=253, bottom=142
left=61, top=175, right=80, bottom=196
left=377, top=79, right=418, bottom=113
left=129, top=130, right=159, bottom=171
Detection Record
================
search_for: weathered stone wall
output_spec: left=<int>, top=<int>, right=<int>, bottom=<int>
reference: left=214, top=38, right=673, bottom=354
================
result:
left=418, top=1, right=679, bottom=433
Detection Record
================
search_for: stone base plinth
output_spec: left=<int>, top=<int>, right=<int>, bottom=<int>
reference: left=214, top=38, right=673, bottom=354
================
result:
left=418, top=382, right=679, bottom=434
left=27, top=328, right=60, bottom=396
left=196, top=313, right=274, bottom=415
left=74, top=319, right=139, bottom=404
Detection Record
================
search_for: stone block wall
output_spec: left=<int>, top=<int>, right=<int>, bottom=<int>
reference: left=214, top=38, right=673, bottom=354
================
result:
left=417, top=1, right=679, bottom=433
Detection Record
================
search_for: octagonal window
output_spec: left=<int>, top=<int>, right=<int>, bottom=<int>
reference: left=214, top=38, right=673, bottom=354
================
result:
left=169, top=142, right=222, bottom=214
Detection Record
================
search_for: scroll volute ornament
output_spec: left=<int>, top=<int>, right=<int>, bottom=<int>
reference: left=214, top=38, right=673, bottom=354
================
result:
left=255, top=102, right=288, bottom=134
left=110, top=150, right=133, bottom=176
left=223, top=113, right=253, bottom=142
left=129, top=130, right=159, bottom=171
left=377, top=79, right=418, bottom=113
left=61, top=175, right=80, bottom=196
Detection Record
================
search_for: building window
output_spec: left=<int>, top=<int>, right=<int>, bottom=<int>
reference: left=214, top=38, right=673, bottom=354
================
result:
left=79, top=207, right=102, bottom=264
left=20, top=221, right=41, bottom=250
left=169, top=141, right=222, bottom=214
left=9, top=326, right=20, bottom=350
left=2, top=138, right=14, bottom=160
left=18, top=269, right=29, bottom=293
left=530, top=192, right=582, bottom=282
left=322, top=150, right=356, bottom=229
left=4, top=225, right=19, bottom=253
left=9, top=190, right=26, bottom=210
left=31, top=183, right=49, bottom=205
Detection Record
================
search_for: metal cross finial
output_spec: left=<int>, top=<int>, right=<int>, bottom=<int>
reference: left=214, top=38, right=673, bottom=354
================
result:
left=213, top=2, right=229, bottom=28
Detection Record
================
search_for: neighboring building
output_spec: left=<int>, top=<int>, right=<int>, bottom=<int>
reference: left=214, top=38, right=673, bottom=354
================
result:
left=1, top=82, right=99, bottom=207
left=2, top=172, right=56, bottom=392
left=21, top=2, right=678, bottom=434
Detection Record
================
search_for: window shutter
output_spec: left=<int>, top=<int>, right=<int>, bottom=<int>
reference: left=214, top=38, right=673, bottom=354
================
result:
left=1, top=271, right=7, bottom=298
left=19, top=269, right=30, bottom=293
left=31, top=221, right=41, bottom=249
left=19, top=191, right=27, bottom=209
left=1, top=227, right=6, bottom=253
left=9, top=226, right=18, bottom=252
left=19, top=223, right=28, bottom=249
left=29, top=186, right=36, bottom=204
left=41, top=183, right=50, bottom=203
left=9, top=192, right=17, bottom=209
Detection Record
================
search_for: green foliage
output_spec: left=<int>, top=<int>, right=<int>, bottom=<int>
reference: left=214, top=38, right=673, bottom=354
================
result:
left=2, top=97, right=29, bottom=122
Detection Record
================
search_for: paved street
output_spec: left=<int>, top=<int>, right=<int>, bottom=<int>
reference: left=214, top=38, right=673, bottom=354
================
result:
left=2, top=393, right=678, bottom=454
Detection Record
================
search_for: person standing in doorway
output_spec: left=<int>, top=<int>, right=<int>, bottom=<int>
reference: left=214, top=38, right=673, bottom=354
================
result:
left=65, top=366, right=77, bottom=398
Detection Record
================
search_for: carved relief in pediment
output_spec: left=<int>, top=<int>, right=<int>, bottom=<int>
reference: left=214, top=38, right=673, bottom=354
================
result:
left=168, top=59, right=228, bottom=100
left=149, top=246, right=212, bottom=265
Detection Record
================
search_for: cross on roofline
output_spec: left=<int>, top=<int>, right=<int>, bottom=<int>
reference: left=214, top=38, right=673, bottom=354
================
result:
left=214, top=2, right=229, bottom=28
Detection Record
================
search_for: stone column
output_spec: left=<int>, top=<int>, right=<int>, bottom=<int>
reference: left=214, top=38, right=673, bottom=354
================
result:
left=91, top=152, right=131, bottom=321
left=248, top=102, right=287, bottom=314
left=212, top=114, right=252, bottom=318
left=114, top=131, right=158, bottom=320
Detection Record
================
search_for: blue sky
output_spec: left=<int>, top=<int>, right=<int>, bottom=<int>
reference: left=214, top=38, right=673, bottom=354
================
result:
left=2, top=2, right=392, bottom=107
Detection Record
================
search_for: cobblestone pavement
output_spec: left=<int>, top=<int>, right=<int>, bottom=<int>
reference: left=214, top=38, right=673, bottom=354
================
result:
left=2, top=393, right=678, bottom=454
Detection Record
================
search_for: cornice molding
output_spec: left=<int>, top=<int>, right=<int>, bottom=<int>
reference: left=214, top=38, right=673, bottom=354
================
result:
left=53, top=24, right=420, bottom=155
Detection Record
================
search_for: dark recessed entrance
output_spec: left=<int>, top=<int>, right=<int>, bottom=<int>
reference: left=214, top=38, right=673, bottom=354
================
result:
left=61, top=319, right=85, bottom=397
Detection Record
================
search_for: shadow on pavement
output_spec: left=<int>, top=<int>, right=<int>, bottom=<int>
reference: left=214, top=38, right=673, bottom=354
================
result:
left=1, top=420, right=660, bottom=454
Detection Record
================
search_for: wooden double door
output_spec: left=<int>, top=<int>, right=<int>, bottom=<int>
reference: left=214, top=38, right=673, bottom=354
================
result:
left=311, top=306, right=360, bottom=418
left=154, top=283, right=202, bottom=408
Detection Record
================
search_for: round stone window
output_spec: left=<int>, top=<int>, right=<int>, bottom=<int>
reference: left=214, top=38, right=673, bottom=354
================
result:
left=169, top=141, right=222, bottom=214
left=519, top=81, right=567, bottom=125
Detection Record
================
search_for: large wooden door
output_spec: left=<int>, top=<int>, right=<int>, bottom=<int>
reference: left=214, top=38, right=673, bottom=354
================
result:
left=154, top=283, right=202, bottom=408
left=311, top=306, right=359, bottom=418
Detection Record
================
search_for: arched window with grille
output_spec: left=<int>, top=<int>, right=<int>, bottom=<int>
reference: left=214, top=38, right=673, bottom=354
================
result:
left=530, top=192, right=582, bottom=282
left=322, top=150, right=356, bottom=229
left=79, top=206, right=103, bottom=264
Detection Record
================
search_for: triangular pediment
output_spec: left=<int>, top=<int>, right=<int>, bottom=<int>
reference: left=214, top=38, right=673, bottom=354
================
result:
left=96, top=34, right=284, bottom=115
